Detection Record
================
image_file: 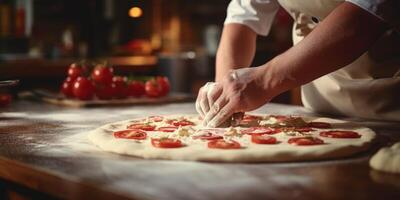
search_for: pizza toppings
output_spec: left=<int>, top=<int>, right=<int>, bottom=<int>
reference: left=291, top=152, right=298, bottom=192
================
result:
left=278, top=127, right=314, bottom=133
left=148, top=116, right=164, bottom=122
left=288, top=137, right=324, bottom=146
left=167, top=119, right=195, bottom=127
left=114, top=129, right=147, bottom=140
left=224, top=127, right=241, bottom=137
left=241, top=127, right=278, bottom=135
left=127, top=123, right=156, bottom=131
left=251, top=134, right=277, bottom=144
left=151, top=138, right=183, bottom=148
left=176, top=127, right=191, bottom=137
left=239, top=114, right=262, bottom=127
left=157, top=126, right=178, bottom=132
left=208, top=139, right=241, bottom=149
left=320, top=130, right=361, bottom=138
left=192, top=129, right=224, bottom=140
left=308, top=122, right=332, bottom=129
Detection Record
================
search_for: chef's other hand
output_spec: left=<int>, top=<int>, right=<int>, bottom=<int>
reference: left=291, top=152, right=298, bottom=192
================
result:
left=196, top=67, right=272, bottom=127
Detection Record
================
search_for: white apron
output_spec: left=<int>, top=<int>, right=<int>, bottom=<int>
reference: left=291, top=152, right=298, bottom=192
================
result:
left=278, top=0, right=400, bottom=121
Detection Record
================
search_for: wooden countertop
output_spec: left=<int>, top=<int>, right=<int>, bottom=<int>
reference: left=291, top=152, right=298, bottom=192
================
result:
left=0, top=101, right=399, bottom=200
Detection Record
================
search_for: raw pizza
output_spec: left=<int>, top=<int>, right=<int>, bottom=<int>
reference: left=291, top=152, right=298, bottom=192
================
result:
left=88, top=114, right=376, bottom=162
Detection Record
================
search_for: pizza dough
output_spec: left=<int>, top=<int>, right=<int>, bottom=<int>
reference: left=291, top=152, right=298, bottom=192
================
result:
left=369, top=142, right=400, bottom=173
left=88, top=114, right=376, bottom=162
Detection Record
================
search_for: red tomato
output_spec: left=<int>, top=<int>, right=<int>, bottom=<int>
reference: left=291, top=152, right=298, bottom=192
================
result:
left=68, top=63, right=87, bottom=80
left=127, top=123, right=156, bottom=131
left=151, top=138, right=183, bottom=148
left=157, top=126, right=178, bottom=132
left=192, top=129, right=225, bottom=140
left=308, top=122, right=332, bottom=129
left=241, top=127, right=278, bottom=135
left=145, top=79, right=162, bottom=98
left=148, top=116, right=163, bottom=122
left=114, top=129, right=147, bottom=140
left=243, top=114, right=262, bottom=121
left=128, top=80, right=145, bottom=97
left=91, top=65, right=114, bottom=84
left=112, top=76, right=129, bottom=99
left=208, top=139, right=241, bottom=149
left=156, top=76, right=170, bottom=97
left=0, top=94, right=12, bottom=107
left=167, top=119, right=195, bottom=127
left=288, top=137, right=324, bottom=146
left=72, top=77, right=95, bottom=100
left=320, top=130, right=361, bottom=138
left=251, top=135, right=277, bottom=144
left=60, top=77, right=75, bottom=98
left=95, top=82, right=115, bottom=100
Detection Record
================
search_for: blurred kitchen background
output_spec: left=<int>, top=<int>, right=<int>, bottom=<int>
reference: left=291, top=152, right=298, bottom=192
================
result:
left=0, top=0, right=300, bottom=104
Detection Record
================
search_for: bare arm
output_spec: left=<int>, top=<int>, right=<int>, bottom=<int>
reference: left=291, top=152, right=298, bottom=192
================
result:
left=215, top=24, right=257, bottom=81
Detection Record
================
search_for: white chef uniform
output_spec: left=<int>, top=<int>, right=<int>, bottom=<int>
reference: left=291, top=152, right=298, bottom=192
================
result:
left=224, top=0, right=400, bottom=121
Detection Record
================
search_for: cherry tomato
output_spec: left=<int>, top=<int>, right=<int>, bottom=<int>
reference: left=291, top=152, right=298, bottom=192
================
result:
left=95, top=82, right=115, bottom=100
left=241, top=127, right=278, bottom=135
left=128, top=80, right=145, bottom=97
left=308, top=122, right=332, bottom=129
left=145, top=78, right=162, bottom=98
left=157, top=126, right=178, bottom=132
left=151, top=138, right=183, bottom=148
left=72, top=77, right=95, bottom=100
left=167, top=119, right=195, bottom=127
left=208, top=139, right=241, bottom=149
left=251, top=134, right=277, bottom=144
left=112, top=76, right=129, bottom=99
left=68, top=63, right=87, bottom=80
left=192, top=130, right=223, bottom=140
left=288, top=137, right=324, bottom=146
left=127, top=123, right=156, bottom=131
left=114, top=129, right=147, bottom=140
left=320, top=130, right=361, bottom=138
left=91, top=65, right=114, bottom=84
left=156, top=76, right=170, bottom=97
left=0, top=94, right=12, bottom=107
left=60, top=77, right=75, bottom=98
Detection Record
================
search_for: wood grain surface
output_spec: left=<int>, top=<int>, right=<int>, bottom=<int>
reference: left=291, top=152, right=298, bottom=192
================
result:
left=0, top=101, right=399, bottom=200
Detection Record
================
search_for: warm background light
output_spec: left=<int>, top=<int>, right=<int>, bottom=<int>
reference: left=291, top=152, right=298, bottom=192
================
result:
left=129, top=7, right=143, bottom=18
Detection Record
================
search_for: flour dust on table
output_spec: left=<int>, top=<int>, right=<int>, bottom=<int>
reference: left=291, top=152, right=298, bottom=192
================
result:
left=88, top=114, right=376, bottom=162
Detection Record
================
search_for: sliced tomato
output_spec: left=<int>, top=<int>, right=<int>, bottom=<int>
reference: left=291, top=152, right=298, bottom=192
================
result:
left=114, top=129, right=147, bottom=140
left=251, top=134, right=277, bottom=144
left=208, top=139, right=241, bottom=149
left=288, top=137, right=324, bottom=146
left=148, top=115, right=163, bottom=122
left=269, top=115, right=289, bottom=122
left=320, top=130, right=361, bottom=138
left=308, top=122, right=332, bottom=129
left=167, top=119, right=195, bottom=127
left=192, top=129, right=224, bottom=140
left=243, top=114, right=262, bottom=121
left=151, top=138, right=183, bottom=148
left=127, top=123, right=156, bottom=131
left=277, top=127, right=314, bottom=133
left=157, top=126, right=178, bottom=132
left=241, top=127, right=278, bottom=135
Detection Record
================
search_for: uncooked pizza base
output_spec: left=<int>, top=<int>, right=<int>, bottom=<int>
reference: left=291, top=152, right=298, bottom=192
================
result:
left=88, top=115, right=376, bottom=162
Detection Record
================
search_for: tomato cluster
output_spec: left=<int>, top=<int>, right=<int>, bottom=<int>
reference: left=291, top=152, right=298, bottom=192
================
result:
left=60, top=63, right=170, bottom=100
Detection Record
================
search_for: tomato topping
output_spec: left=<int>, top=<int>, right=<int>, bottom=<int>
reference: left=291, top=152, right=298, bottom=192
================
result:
left=241, top=127, right=278, bottom=135
left=148, top=116, right=164, bottom=122
left=277, top=127, right=314, bottom=133
left=192, top=129, right=224, bottom=140
left=167, top=119, right=195, bottom=127
left=308, top=122, right=332, bottom=129
left=320, top=130, right=361, bottom=138
left=243, top=114, right=262, bottom=121
left=114, top=129, right=147, bottom=140
left=127, top=123, right=156, bottom=131
left=251, top=134, right=277, bottom=144
left=157, top=126, right=178, bottom=132
left=208, top=139, right=241, bottom=149
left=151, top=138, right=183, bottom=148
left=288, top=137, right=324, bottom=146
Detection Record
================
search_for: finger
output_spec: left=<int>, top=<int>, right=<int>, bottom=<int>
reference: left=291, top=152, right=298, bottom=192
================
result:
left=207, top=83, right=222, bottom=110
left=195, top=87, right=206, bottom=117
left=199, top=82, right=214, bottom=116
left=203, top=96, right=229, bottom=126
left=207, top=101, right=236, bottom=128
left=232, top=112, right=244, bottom=126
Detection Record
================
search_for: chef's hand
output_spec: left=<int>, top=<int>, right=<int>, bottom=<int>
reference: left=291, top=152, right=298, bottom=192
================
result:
left=196, top=67, right=273, bottom=127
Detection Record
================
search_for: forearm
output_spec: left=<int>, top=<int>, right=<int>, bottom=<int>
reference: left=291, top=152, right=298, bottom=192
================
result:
left=259, top=2, right=387, bottom=96
left=216, top=24, right=257, bottom=81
